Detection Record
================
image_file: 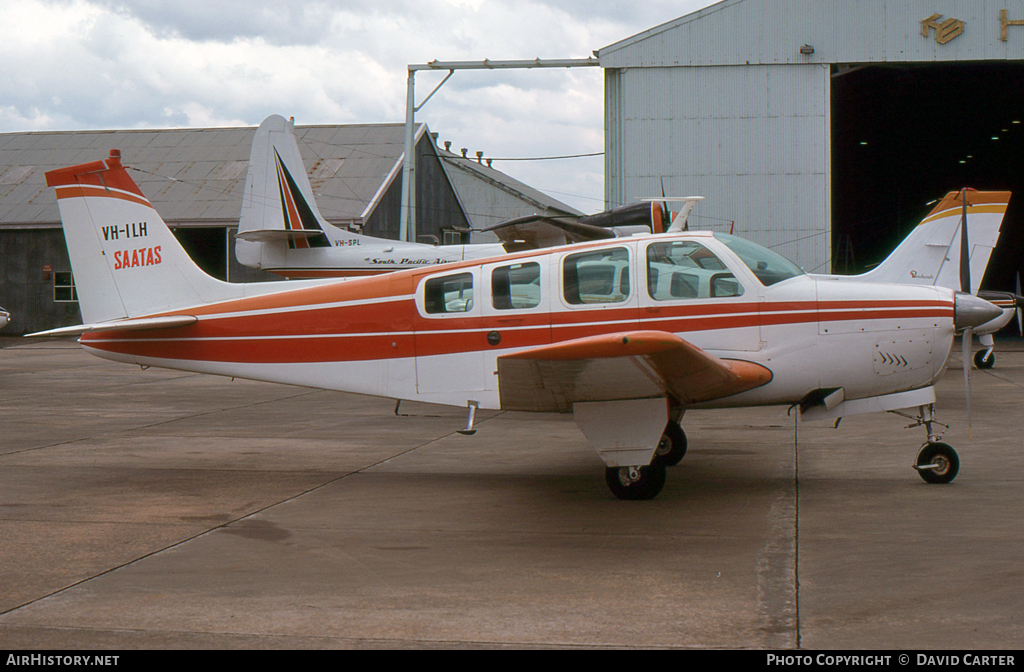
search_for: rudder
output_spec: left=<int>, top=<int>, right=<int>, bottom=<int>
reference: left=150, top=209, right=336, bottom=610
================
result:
left=45, top=150, right=245, bottom=323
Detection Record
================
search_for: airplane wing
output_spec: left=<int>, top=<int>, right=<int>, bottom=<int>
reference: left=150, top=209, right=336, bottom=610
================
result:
left=484, top=201, right=674, bottom=251
left=484, top=214, right=614, bottom=252
left=496, top=330, right=772, bottom=412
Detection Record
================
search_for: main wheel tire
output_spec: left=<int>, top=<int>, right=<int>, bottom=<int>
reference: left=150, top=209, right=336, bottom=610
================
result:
left=974, top=349, right=995, bottom=369
left=916, top=442, right=960, bottom=484
left=654, top=422, right=688, bottom=467
left=605, top=463, right=667, bottom=500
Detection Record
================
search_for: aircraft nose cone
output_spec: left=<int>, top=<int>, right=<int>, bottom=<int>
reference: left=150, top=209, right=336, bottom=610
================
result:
left=954, top=292, right=1003, bottom=330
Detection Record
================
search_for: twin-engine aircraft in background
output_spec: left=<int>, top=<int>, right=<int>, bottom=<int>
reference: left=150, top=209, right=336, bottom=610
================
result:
left=36, top=149, right=1005, bottom=499
left=235, top=115, right=506, bottom=278
left=234, top=115, right=686, bottom=279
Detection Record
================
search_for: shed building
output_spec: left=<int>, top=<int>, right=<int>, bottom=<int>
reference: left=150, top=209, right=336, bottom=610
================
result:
left=598, top=0, right=1024, bottom=286
left=0, top=123, right=578, bottom=334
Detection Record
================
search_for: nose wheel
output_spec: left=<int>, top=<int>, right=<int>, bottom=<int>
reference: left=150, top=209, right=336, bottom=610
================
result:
left=914, top=442, right=960, bottom=484
left=973, top=349, right=995, bottom=369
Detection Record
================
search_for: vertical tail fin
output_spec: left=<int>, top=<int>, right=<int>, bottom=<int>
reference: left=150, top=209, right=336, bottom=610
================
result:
left=859, top=190, right=1010, bottom=293
left=45, top=150, right=245, bottom=323
left=236, top=114, right=360, bottom=268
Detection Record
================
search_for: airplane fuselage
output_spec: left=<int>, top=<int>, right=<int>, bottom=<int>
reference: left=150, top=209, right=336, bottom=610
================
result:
left=237, top=240, right=509, bottom=278
left=80, top=232, right=956, bottom=413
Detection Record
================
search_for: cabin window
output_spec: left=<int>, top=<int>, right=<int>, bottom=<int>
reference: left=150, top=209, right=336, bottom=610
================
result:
left=646, top=241, right=744, bottom=300
left=563, top=247, right=630, bottom=305
left=713, top=233, right=805, bottom=286
left=423, top=273, right=474, bottom=314
left=492, top=262, right=541, bottom=310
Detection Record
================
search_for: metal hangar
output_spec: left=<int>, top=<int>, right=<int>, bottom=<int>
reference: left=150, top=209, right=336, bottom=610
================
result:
left=597, top=0, right=1024, bottom=287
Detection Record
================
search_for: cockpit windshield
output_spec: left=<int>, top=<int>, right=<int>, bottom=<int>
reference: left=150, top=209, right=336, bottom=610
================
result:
left=714, top=233, right=805, bottom=286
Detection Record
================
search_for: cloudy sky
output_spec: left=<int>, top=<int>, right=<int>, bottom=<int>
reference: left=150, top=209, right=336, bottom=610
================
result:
left=0, top=0, right=719, bottom=213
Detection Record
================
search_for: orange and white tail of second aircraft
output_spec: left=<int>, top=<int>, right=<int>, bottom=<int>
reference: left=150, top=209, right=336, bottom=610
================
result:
left=857, top=189, right=1010, bottom=293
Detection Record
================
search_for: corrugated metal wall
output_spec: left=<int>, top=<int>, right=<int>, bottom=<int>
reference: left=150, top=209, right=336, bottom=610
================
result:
left=601, top=0, right=1024, bottom=272
left=600, top=0, right=1024, bottom=68
left=606, top=63, right=831, bottom=271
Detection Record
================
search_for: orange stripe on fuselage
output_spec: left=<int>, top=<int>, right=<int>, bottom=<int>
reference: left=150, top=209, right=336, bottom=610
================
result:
left=79, top=292, right=953, bottom=365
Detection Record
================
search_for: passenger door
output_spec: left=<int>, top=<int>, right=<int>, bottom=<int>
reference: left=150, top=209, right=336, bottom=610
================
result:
left=413, top=269, right=485, bottom=398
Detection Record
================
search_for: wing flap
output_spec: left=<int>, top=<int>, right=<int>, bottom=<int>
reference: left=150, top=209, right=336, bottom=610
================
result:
left=497, top=331, right=772, bottom=412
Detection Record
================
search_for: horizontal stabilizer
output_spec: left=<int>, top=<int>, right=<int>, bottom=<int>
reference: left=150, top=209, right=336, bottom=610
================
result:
left=497, top=330, right=772, bottom=412
left=26, top=315, right=198, bottom=338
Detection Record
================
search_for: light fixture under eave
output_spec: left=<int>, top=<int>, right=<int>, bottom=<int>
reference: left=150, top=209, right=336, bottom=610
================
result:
left=800, top=44, right=815, bottom=55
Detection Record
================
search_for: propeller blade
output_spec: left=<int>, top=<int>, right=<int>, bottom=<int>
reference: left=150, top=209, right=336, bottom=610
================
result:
left=960, top=189, right=971, bottom=294
left=962, top=326, right=973, bottom=442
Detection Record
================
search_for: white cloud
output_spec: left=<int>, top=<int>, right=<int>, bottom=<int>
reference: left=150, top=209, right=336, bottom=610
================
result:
left=0, top=0, right=719, bottom=212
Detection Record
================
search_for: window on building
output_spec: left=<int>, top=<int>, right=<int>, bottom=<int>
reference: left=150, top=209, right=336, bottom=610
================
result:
left=53, top=271, right=78, bottom=303
left=491, top=262, right=541, bottom=310
left=442, top=229, right=464, bottom=246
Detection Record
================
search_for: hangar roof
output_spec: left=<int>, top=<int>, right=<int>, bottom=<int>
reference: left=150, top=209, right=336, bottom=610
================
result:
left=598, top=0, right=1024, bottom=68
left=0, top=123, right=577, bottom=229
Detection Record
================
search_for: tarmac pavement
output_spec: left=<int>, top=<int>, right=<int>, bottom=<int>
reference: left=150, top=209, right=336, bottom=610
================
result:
left=0, top=337, right=1022, bottom=649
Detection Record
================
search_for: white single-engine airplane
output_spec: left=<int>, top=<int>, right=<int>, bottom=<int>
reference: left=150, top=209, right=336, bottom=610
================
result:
left=36, top=149, right=1005, bottom=499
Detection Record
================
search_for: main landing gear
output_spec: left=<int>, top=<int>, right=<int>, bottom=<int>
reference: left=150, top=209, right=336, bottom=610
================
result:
left=906, top=404, right=960, bottom=484
left=605, top=421, right=687, bottom=500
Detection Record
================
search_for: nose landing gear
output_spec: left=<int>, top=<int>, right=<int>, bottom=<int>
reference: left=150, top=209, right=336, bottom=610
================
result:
left=914, top=442, right=960, bottom=484
left=899, top=404, right=960, bottom=484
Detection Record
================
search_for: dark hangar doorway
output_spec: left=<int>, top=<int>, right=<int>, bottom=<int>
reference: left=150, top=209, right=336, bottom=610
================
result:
left=830, top=62, right=1024, bottom=293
